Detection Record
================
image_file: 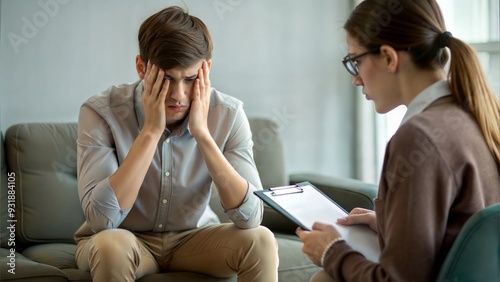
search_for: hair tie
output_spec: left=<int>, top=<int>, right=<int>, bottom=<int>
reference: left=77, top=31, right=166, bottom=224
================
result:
left=437, top=31, right=452, bottom=48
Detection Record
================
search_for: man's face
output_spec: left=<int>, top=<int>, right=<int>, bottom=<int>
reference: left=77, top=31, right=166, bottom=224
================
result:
left=162, top=60, right=204, bottom=129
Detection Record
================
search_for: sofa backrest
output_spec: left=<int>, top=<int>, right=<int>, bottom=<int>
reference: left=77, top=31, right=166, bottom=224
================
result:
left=5, top=123, right=83, bottom=244
left=249, top=118, right=287, bottom=189
left=1, top=119, right=287, bottom=244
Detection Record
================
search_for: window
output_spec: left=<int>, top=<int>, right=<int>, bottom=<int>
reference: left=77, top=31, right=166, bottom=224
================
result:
left=440, top=0, right=499, bottom=100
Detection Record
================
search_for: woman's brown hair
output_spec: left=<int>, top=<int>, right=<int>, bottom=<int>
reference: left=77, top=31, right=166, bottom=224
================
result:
left=138, top=6, right=213, bottom=70
left=344, top=0, right=500, bottom=163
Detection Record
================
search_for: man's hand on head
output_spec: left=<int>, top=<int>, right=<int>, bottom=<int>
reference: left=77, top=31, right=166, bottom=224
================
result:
left=142, top=61, right=169, bottom=137
left=189, top=60, right=212, bottom=141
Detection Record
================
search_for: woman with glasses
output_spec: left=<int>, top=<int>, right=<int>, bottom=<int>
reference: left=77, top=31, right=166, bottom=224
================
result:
left=297, top=0, right=500, bottom=281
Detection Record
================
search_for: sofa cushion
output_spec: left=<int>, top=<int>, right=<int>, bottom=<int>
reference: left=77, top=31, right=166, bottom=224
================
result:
left=0, top=247, right=68, bottom=282
left=275, top=233, right=321, bottom=281
left=22, top=243, right=78, bottom=269
left=60, top=268, right=92, bottom=282
left=5, top=123, right=84, bottom=244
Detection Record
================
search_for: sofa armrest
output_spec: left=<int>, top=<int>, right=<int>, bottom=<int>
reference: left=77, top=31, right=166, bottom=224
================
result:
left=290, top=173, right=378, bottom=212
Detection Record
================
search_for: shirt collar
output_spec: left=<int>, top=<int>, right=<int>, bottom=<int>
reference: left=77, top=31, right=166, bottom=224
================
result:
left=171, top=117, right=191, bottom=137
left=400, top=80, right=451, bottom=126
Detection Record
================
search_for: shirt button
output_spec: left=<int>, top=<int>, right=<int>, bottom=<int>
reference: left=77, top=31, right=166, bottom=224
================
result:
left=158, top=224, right=163, bottom=228
left=166, top=138, right=170, bottom=143
left=165, top=171, right=170, bottom=177
left=162, top=199, right=167, bottom=204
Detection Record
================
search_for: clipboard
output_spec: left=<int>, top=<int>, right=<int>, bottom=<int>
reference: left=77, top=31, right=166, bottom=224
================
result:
left=254, top=181, right=381, bottom=262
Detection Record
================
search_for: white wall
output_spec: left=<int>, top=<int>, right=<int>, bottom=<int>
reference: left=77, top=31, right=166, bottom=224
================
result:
left=0, top=0, right=356, bottom=178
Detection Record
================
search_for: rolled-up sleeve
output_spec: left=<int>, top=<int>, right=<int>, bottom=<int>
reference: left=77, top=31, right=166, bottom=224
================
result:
left=77, top=105, right=130, bottom=232
left=224, top=181, right=263, bottom=228
left=221, top=107, right=264, bottom=228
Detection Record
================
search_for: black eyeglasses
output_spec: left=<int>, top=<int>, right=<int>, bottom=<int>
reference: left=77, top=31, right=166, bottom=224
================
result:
left=342, top=47, right=380, bottom=76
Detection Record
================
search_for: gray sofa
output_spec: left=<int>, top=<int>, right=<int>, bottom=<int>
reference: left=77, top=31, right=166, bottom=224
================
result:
left=0, top=119, right=377, bottom=281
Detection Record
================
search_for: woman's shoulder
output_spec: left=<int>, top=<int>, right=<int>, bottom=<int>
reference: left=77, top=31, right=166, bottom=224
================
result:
left=389, top=96, right=493, bottom=169
left=396, top=97, right=478, bottom=145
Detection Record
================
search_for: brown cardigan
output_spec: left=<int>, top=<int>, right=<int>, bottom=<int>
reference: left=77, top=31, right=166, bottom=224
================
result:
left=324, top=96, right=500, bottom=281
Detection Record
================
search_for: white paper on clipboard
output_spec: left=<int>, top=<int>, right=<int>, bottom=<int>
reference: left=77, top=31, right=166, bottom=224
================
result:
left=261, top=184, right=381, bottom=262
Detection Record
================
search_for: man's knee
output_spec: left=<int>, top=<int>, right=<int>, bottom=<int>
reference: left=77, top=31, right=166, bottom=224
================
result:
left=89, top=228, right=139, bottom=256
left=253, top=226, right=278, bottom=248
left=77, top=229, right=145, bottom=281
left=235, top=226, right=279, bottom=279
left=239, top=226, right=279, bottom=255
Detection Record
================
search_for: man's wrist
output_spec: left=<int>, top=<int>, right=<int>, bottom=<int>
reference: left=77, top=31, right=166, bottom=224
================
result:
left=139, top=126, right=163, bottom=140
left=192, top=129, right=212, bottom=144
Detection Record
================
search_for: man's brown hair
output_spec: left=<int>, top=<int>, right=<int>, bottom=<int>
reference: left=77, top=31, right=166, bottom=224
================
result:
left=138, top=6, right=213, bottom=70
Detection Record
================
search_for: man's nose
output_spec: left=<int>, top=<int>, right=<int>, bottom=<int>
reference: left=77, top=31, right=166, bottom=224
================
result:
left=170, top=82, right=186, bottom=101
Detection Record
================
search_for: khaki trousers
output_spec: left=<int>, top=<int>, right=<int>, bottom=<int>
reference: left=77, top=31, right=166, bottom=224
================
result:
left=310, top=270, right=335, bottom=282
left=75, top=223, right=279, bottom=282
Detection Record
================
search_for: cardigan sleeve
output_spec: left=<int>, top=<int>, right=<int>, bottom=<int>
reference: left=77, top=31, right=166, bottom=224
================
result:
left=323, top=122, right=457, bottom=281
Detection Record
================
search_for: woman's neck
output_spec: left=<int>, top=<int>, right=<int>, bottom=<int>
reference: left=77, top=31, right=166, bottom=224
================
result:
left=399, top=67, right=447, bottom=106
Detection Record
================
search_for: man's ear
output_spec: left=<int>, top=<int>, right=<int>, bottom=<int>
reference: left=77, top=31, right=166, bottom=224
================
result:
left=136, top=55, right=146, bottom=80
left=380, top=45, right=399, bottom=74
left=206, top=59, right=212, bottom=70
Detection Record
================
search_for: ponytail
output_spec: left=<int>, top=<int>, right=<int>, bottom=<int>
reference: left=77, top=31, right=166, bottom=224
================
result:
left=447, top=37, right=500, bottom=163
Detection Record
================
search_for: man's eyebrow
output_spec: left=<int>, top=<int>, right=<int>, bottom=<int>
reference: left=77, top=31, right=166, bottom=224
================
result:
left=163, top=74, right=198, bottom=80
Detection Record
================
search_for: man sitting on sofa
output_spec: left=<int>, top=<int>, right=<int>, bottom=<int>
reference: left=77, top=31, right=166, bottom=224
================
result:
left=74, top=6, right=279, bottom=282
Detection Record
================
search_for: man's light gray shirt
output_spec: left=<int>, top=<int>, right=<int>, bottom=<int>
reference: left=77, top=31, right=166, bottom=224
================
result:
left=76, top=80, right=263, bottom=235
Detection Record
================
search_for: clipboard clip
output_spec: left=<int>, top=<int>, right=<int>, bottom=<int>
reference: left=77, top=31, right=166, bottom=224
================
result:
left=269, top=185, right=303, bottom=196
